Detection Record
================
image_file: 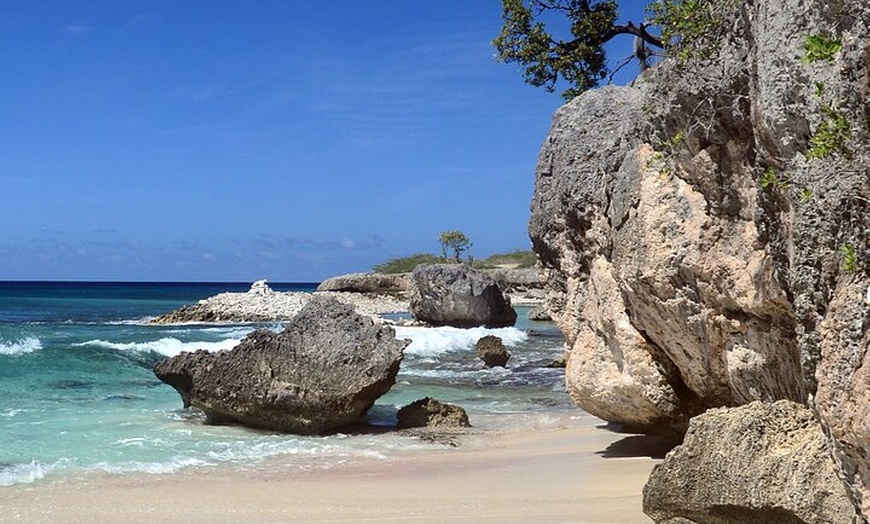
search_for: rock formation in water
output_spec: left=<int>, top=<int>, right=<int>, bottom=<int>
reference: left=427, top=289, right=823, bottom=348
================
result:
left=529, top=0, right=868, bottom=519
left=475, top=335, right=511, bottom=368
left=409, top=264, right=517, bottom=328
left=396, top=397, right=471, bottom=429
left=153, top=296, right=409, bottom=434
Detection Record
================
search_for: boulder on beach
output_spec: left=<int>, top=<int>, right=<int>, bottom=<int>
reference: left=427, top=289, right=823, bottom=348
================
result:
left=643, top=400, right=856, bottom=524
left=409, top=264, right=517, bottom=328
left=396, top=397, right=471, bottom=429
left=153, top=296, right=410, bottom=434
left=475, top=335, right=510, bottom=368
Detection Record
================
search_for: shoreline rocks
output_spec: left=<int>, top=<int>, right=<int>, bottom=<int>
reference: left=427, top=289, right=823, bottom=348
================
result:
left=316, top=272, right=410, bottom=294
left=396, top=397, right=471, bottom=429
left=527, top=0, right=869, bottom=518
left=475, top=335, right=511, bottom=368
left=153, top=296, right=409, bottom=434
left=149, top=286, right=409, bottom=324
left=643, top=401, right=856, bottom=523
left=409, top=264, right=517, bottom=328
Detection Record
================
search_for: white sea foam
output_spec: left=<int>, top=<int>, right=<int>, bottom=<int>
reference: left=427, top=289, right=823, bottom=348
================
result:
left=394, top=326, right=528, bottom=358
left=0, top=460, right=49, bottom=486
left=0, top=336, right=42, bottom=356
left=75, top=337, right=242, bottom=357
left=91, top=457, right=207, bottom=475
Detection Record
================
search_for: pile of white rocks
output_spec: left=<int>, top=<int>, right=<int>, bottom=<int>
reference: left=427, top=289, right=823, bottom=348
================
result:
left=149, top=280, right=408, bottom=324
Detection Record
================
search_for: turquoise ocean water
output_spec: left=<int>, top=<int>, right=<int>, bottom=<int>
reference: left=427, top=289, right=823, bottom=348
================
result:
left=0, top=281, right=569, bottom=487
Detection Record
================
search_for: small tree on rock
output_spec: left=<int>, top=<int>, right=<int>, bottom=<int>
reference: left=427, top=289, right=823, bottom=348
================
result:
left=439, top=230, right=472, bottom=263
left=493, top=0, right=667, bottom=100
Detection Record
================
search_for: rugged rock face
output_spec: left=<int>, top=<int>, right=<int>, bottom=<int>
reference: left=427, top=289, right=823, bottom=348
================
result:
left=316, top=272, right=411, bottom=294
left=643, top=400, right=856, bottom=524
left=475, top=335, right=511, bottom=368
left=529, top=0, right=868, bottom=517
left=153, top=296, right=409, bottom=434
left=396, top=397, right=471, bottom=429
left=409, top=264, right=517, bottom=328
left=484, top=267, right=542, bottom=294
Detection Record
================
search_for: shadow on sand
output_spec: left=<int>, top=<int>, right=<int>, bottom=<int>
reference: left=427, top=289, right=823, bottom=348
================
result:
left=596, top=423, right=682, bottom=459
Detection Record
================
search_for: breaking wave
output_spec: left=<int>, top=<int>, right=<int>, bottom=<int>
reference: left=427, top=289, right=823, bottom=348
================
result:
left=0, top=336, right=42, bottom=356
left=74, top=337, right=242, bottom=357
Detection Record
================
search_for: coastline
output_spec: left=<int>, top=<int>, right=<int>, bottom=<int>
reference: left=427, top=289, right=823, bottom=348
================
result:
left=0, top=412, right=660, bottom=523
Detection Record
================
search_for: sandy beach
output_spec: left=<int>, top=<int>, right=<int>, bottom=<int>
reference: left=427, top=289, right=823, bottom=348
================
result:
left=1, top=412, right=665, bottom=524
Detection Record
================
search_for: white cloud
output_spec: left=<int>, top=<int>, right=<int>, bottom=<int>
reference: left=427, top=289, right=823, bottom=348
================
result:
left=64, top=25, right=91, bottom=35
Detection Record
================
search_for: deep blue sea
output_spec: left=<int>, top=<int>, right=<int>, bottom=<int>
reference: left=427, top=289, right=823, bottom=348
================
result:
left=0, top=281, right=569, bottom=487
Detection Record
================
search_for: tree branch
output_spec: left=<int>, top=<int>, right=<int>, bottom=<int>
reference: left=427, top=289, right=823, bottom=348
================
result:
left=601, top=21, right=664, bottom=49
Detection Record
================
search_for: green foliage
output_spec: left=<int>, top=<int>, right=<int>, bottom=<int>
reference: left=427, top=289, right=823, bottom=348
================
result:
left=493, top=0, right=618, bottom=100
left=807, top=103, right=851, bottom=160
left=662, top=130, right=684, bottom=150
left=439, top=230, right=473, bottom=263
left=840, top=243, right=862, bottom=273
left=798, top=186, right=814, bottom=203
left=373, top=249, right=536, bottom=273
left=647, top=0, right=722, bottom=61
left=813, top=81, right=825, bottom=98
left=493, top=0, right=665, bottom=100
left=802, top=33, right=841, bottom=64
left=478, top=250, right=537, bottom=269
left=646, top=130, right=685, bottom=178
left=760, top=168, right=791, bottom=190
left=373, top=253, right=441, bottom=274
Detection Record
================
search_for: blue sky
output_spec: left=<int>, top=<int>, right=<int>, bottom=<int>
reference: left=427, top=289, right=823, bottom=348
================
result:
left=2, top=1, right=650, bottom=282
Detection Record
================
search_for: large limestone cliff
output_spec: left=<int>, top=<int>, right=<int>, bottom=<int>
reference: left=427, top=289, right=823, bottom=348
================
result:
left=530, top=0, right=868, bottom=519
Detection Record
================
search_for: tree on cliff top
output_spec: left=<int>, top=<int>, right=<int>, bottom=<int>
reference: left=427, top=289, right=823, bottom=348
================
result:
left=495, top=0, right=720, bottom=100
left=494, top=0, right=664, bottom=100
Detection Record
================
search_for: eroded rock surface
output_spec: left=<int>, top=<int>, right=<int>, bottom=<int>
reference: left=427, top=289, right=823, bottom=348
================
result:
left=643, top=401, right=856, bottom=524
left=396, top=397, right=471, bottom=429
left=316, top=272, right=411, bottom=294
left=409, top=264, right=517, bottom=328
left=529, top=0, right=868, bottom=516
left=153, top=296, right=409, bottom=434
left=475, top=335, right=511, bottom=368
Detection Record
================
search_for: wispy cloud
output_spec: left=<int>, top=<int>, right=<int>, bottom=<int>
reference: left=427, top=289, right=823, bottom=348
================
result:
left=63, top=25, right=91, bottom=36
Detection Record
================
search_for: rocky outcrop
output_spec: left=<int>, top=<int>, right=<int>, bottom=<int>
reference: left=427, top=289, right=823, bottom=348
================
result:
left=317, top=272, right=411, bottom=294
left=153, top=296, right=409, bottom=434
left=149, top=288, right=408, bottom=324
left=409, top=264, right=517, bottom=328
left=529, top=0, right=868, bottom=516
left=643, top=401, right=856, bottom=524
left=475, top=335, right=511, bottom=368
left=527, top=306, right=552, bottom=321
left=485, top=267, right=542, bottom=294
left=150, top=281, right=307, bottom=323
left=396, top=397, right=471, bottom=429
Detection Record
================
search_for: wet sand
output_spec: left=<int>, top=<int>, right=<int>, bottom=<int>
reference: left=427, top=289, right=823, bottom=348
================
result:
left=1, top=413, right=668, bottom=523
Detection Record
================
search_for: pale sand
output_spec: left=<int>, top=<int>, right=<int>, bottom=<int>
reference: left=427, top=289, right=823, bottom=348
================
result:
left=1, top=414, right=665, bottom=523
